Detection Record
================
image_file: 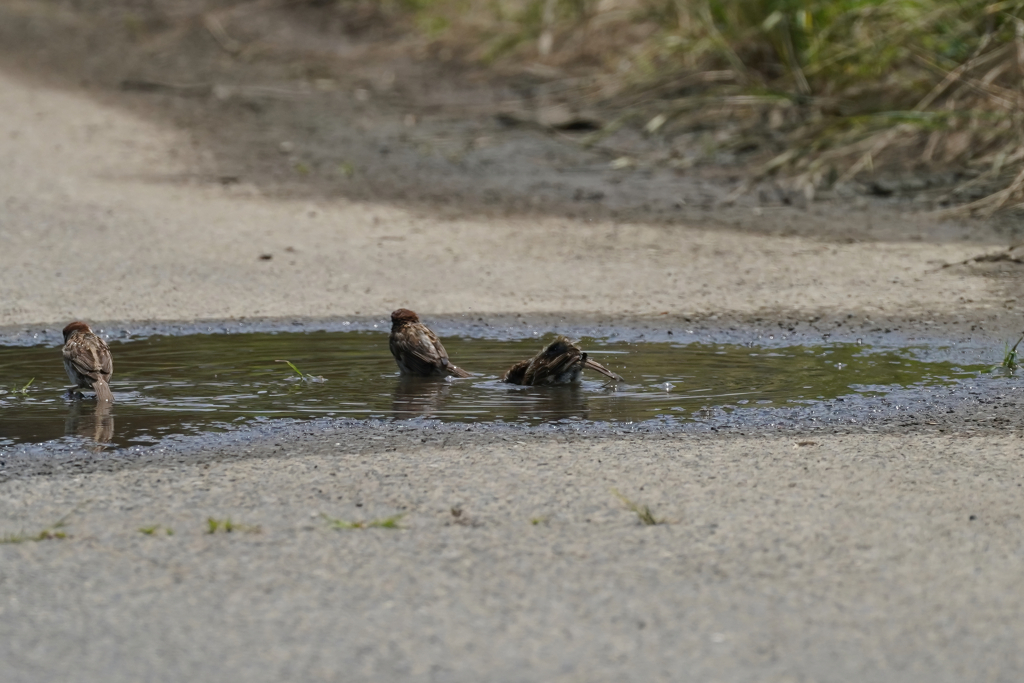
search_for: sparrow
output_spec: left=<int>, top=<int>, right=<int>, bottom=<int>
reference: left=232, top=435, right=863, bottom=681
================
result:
left=502, top=335, right=623, bottom=386
left=388, top=309, right=470, bottom=378
left=62, top=321, right=114, bottom=402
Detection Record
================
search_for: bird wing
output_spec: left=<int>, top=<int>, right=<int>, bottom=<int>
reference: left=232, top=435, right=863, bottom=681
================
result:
left=406, top=326, right=448, bottom=367
left=502, top=359, right=531, bottom=384
left=524, top=349, right=580, bottom=385
left=99, top=340, right=113, bottom=378
left=408, top=326, right=470, bottom=377
left=63, top=339, right=111, bottom=381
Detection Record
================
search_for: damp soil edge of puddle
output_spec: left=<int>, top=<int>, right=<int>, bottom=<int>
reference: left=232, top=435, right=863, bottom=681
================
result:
left=3, top=391, right=1024, bottom=484
left=0, top=309, right=1015, bottom=352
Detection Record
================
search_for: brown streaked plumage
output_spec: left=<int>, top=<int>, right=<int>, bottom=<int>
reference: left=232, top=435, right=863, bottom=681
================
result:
left=388, top=309, right=470, bottom=378
left=62, top=321, right=114, bottom=403
left=502, top=335, right=623, bottom=386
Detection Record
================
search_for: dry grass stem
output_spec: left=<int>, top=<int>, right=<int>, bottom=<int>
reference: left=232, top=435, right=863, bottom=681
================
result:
left=119, top=0, right=1024, bottom=214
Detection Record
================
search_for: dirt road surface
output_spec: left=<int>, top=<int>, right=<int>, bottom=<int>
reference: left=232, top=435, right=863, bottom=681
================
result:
left=0, top=68, right=1007, bottom=325
left=3, top=43, right=1024, bottom=683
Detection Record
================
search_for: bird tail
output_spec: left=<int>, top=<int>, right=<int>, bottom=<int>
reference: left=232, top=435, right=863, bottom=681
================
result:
left=93, top=379, right=114, bottom=403
left=583, top=357, right=623, bottom=382
left=448, top=365, right=471, bottom=379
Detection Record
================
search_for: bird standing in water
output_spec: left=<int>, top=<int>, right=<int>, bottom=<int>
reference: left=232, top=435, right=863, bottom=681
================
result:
left=502, top=335, right=622, bottom=386
left=62, top=321, right=114, bottom=402
left=388, top=309, right=470, bottom=378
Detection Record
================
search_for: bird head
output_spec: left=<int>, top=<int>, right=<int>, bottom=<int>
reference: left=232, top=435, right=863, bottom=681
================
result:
left=390, top=309, right=420, bottom=327
left=62, top=321, right=92, bottom=342
left=541, top=335, right=579, bottom=358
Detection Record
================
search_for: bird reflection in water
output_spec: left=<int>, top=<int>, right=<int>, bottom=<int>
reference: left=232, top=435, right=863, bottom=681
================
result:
left=391, top=376, right=453, bottom=417
left=391, top=376, right=598, bottom=422
left=504, top=384, right=591, bottom=422
left=65, top=400, right=115, bottom=447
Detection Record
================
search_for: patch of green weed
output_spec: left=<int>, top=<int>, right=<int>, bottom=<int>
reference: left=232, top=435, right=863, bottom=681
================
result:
left=275, top=359, right=326, bottom=383
left=0, top=512, right=73, bottom=544
left=206, top=518, right=261, bottom=534
left=992, top=333, right=1024, bottom=374
left=322, top=513, right=404, bottom=529
left=611, top=488, right=666, bottom=526
left=2, top=378, right=34, bottom=396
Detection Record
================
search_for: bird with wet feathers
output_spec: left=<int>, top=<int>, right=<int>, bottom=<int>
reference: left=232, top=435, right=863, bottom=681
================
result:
left=502, top=335, right=622, bottom=385
left=388, top=308, right=471, bottom=378
left=62, top=321, right=114, bottom=402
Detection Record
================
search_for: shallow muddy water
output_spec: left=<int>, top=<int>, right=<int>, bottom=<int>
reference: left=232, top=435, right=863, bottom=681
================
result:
left=0, top=331, right=990, bottom=449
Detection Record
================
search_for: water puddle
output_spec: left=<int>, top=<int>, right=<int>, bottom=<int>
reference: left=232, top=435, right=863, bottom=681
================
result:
left=0, top=331, right=988, bottom=448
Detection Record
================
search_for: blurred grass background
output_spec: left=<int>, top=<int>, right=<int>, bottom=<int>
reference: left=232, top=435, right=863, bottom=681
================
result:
left=349, top=0, right=1024, bottom=213
left=13, top=0, right=1014, bottom=213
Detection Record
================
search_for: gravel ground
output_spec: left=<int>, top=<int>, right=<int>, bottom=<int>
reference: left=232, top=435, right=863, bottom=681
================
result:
left=3, top=430, right=1024, bottom=683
